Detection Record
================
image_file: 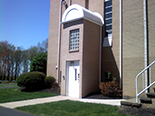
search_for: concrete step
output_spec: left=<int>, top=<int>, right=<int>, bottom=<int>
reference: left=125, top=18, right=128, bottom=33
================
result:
left=146, top=93, right=155, bottom=98
left=121, top=101, right=142, bottom=108
left=140, top=98, right=152, bottom=104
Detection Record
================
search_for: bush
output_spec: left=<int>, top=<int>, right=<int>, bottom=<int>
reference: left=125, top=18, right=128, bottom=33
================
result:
left=44, top=76, right=56, bottom=88
left=16, top=72, right=46, bottom=91
left=99, top=81, right=122, bottom=97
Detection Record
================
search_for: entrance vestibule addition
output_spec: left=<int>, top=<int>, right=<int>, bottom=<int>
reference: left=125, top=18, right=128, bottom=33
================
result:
left=66, top=61, right=80, bottom=98
left=60, top=4, right=104, bottom=98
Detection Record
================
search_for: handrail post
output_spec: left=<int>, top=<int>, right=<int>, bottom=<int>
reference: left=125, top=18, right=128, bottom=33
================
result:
left=136, top=76, right=138, bottom=102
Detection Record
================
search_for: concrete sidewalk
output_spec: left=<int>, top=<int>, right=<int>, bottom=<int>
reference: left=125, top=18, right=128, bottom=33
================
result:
left=0, top=95, right=125, bottom=109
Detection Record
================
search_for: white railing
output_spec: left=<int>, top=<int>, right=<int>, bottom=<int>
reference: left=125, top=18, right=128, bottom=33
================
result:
left=136, top=60, right=155, bottom=102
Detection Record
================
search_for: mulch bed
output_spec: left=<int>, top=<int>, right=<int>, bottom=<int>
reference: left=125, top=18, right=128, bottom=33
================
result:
left=39, top=82, right=60, bottom=95
left=39, top=88, right=60, bottom=95
left=83, top=92, right=122, bottom=99
left=119, top=106, right=155, bottom=116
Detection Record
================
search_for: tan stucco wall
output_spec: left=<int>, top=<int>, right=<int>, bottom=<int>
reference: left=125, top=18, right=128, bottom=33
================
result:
left=47, top=0, right=155, bottom=98
left=60, top=19, right=102, bottom=98
left=47, top=0, right=86, bottom=81
left=82, top=20, right=101, bottom=97
left=47, top=0, right=60, bottom=79
left=72, top=0, right=85, bottom=7
left=60, top=20, right=83, bottom=97
left=47, top=0, right=121, bottom=97
left=123, top=0, right=145, bottom=98
left=111, top=0, right=120, bottom=76
left=88, top=0, right=103, bottom=16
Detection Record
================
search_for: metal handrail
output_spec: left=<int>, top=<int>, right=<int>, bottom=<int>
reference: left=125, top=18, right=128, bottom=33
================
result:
left=136, top=60, right=155, bottom=102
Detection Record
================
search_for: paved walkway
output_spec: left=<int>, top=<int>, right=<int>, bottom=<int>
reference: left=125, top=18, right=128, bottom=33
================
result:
left=0, top=95, right=125, bottom=109
left=0, top=106, right=38, bottom=116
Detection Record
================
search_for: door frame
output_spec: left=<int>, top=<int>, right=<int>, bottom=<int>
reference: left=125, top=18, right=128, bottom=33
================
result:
left=66, top=60, right=80, bottom=97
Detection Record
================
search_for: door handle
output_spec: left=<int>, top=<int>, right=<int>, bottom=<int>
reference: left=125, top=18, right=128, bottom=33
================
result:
left=78, top=74, right=80, bottom=80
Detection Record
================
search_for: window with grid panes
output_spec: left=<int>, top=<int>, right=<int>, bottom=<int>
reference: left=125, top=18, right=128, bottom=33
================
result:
left=105, top=0, right=112, bottom=37
left=69, top=29, right=79, bottom=50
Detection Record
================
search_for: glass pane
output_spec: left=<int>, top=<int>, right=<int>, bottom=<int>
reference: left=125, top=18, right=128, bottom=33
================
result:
left=105, top=13, right=112, bottom=18
left=105, top=7, right=112, bottom=12
left=105, top=25, right=112, bottom=30
left=70, top=29, right=79, bottom=50
left=105, top=19, right=112, bottom=24
left=75, top=69, right=77, bottom=80
left=105, top=0, right=112, bottom=6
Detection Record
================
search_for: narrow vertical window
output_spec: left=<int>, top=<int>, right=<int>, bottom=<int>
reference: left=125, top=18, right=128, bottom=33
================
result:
left=104, top=0, right=112, bottom=37
left=75, top=69, right=77, bottom=80
left=69, top=29, right=79, bottom=50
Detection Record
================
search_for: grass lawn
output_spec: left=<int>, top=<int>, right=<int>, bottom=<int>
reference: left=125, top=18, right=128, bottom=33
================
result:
left=16, top=100, right=131, bottom=116
left=0, top=84, right=19, bottom=88
left=0, top=88, right=58, bottom=103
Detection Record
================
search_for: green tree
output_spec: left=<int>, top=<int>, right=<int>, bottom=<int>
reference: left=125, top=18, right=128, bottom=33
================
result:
left=30, top=52, right=47, bottom=75
left=0, top=38, right=48, bottom=81
left=28, top=38, right=48, bottom=61
left=22, top=50, right=29, bottom=73
left=0, top=41, right=15, bottom=80
left=14, top=47, right=23, bottom=80
left=37, top=38, right=48, bottom=53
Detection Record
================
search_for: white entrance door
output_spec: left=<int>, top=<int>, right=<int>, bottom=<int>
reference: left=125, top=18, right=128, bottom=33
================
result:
left=67, top=61, right=80, bottom=98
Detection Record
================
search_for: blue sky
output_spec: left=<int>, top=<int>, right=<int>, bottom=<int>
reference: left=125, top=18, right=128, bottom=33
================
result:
left=0, top=0, right=50, bottom=49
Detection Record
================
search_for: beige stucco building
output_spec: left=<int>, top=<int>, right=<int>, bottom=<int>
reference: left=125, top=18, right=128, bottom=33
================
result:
left=47, top=0, right=155, bottom=99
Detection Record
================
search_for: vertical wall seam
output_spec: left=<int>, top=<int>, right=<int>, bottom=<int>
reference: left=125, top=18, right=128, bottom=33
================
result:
left=119, top=0, right=122, bottom=88
left=99, top=26, right=102, bottom=84
left=57, top=0, right=63, bottom=83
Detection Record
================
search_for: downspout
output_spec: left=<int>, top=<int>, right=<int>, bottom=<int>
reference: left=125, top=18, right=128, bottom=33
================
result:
left=119, top=0, right=122, bottom=88
left=57, top=0, right=63, bottom=83
left=99, top=26, right=102, bottom=84
left=143, top=0, right=149, bottom=92
left=69, top=0, right=72, bottom=6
